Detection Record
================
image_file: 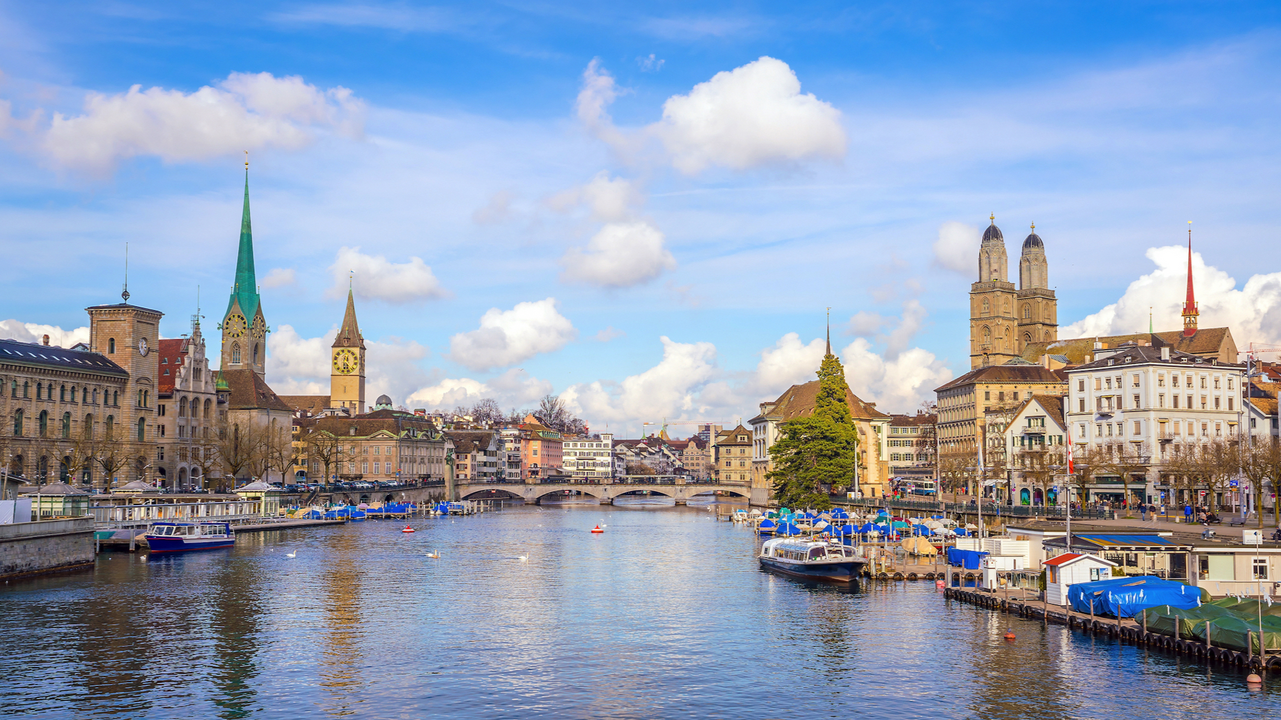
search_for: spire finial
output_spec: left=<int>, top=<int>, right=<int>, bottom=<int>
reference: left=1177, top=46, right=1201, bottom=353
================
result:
left=990, top=213, right=995, bottom=224
left=1030, top=222, right=1035, bottom=231
left=121, top=241, right=130, bottom=303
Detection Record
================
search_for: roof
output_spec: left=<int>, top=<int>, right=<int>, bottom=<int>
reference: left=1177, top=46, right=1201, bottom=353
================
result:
left=444, top=430, right=495, bottom=454
left=1072, top=342, right=1242, bottom=371
left=0, top=338, right=128, bottom=378
left=763, top=379, right=889, bottom=422
left=716, top=424, right=753, bottom=444
left=333, top=289, right=365, bottom=349
left=890, top=412, right=936, bottom=426
left=305, top=412, right=438, bottom=438
left=935, top=362, right=1066, bottom=393
left=157, top=338, right=186, bottom=394
left=1007, top=394, right=1066, bottom=431
left=21, top=482, right=87, bottom=496
left=1043, top=552, right=1116, bottom=568
left=1021, top=327, right=1237, bottom=365
left=1046, top=534, right=1189, bottom=550
left=1022, top=230, right=1043, bottom=251
left=224, top=168, right=261, bottom=323
left=982, top=221, right=1003, bottom=243
left=1250, top=397, right=1278, bottom=417
left=84, top=302, right=163, bottom=316
left=279, top=395, right=331, bottom=415
left=219, top=369, right=292, bottom=412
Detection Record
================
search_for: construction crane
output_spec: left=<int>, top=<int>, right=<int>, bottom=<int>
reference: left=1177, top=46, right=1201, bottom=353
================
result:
left=641, top=419, right=728, bottom=439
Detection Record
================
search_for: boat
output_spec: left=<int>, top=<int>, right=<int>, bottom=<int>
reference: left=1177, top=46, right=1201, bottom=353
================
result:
left=142, top=522, right=235, bottom=554
left=758, top=538, right=865, bottom=583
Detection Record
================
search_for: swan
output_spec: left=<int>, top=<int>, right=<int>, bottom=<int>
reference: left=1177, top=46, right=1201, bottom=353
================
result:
left=286, top=550, right=298, bottom=558
left=425, top=550, right=440, bottom=559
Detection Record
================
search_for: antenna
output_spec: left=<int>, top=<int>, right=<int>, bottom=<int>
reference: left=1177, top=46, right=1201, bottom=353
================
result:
left=121, top=242, right=130, bottom=303
left=192, top=286, right=203, bottom=329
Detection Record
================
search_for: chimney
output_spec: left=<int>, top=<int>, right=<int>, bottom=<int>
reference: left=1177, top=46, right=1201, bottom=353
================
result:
left=42, top=334, right=49, bottom=346
left=1160, top=346, right=1170, bottom=361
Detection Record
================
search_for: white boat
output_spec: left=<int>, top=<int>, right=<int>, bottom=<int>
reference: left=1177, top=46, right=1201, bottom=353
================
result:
left=758, top=538, right=865, bottom=583
left=143, top=522, right=235, bottom=554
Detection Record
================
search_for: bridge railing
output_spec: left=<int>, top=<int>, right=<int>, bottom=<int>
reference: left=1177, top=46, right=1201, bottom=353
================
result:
left=838, top=497, right=1115, bottom=521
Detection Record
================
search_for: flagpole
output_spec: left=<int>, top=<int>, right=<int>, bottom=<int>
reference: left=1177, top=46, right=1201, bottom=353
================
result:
left=1066, top=429, right=1074, bottom=555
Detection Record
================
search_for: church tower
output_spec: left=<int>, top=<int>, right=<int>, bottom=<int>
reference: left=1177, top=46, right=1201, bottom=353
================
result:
left=1181, top=222, right=1199, bottom=337
left=330, top=288, right=366, bottom=414
left=1015, top=223, right=1057, bottom=349
left=969, top=215, right=1018, bottom=368
left=219, top=162, right=269, bottom=379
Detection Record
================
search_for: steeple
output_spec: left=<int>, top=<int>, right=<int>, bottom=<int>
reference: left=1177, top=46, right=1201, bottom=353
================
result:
left=333, top=288, right=365, bottom=349
left=1182, top=221, right=1198, bottom=338
left=825, top=306, right=832, bottom=356
left=225, top=159, right=260, bottom=321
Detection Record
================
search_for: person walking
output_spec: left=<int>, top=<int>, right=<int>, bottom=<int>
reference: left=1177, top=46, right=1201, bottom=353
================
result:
left=1183, top=504, right=1192, bottom=524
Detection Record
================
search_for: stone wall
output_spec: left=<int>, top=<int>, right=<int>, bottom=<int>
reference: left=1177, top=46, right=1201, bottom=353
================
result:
left=0, top=518, right=95, bottom=580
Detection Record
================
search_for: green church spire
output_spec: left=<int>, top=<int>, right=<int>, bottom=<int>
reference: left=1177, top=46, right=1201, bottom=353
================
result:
left=225, top=161, right=261, bottom=321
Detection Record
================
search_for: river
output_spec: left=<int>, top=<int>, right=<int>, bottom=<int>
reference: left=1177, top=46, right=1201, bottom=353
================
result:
left=0, top=502, right=1276, bottom=719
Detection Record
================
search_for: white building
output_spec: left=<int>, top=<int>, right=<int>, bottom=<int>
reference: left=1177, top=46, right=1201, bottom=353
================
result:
left=563, top=433, right=614, bottom=480
left=1000, top=395, right=1068, bottom=506
left=1044, top=552, right=1118, bottom=606
left=1064, top=342, right=1245, bottom=506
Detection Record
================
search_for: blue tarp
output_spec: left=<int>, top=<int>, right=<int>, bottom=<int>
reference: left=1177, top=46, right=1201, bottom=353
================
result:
left=1067, top=576, right=1202, bottom=618
left=776, top=522, right=802, bottom=536
left=946, top=548, right=988, bottom=569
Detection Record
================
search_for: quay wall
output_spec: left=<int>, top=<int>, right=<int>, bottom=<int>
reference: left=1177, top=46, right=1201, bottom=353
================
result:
left=0, top=518, right=95, bottom=580
left=944, top=587, right=1281, bottom=673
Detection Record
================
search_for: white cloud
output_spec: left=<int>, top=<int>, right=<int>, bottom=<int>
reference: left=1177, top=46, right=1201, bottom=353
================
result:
left=266, top=323, right=430, bottom=403
left=653, top=56, right=847, bottom=174
left=404, top=368, right=551, bottom=412
left=330, top=246, right=449, bottom=304
left=472, top=190, right=515, bottom=225
left=261, top=268, right=296, bottom=288
left=406, top=377, right=488, bottom=410
left=563, top=336, right=719, bottom=425
left=0, top=320, right=90, bottom=347
left=560, top=221, right=676, bottom=288
left=30, top=72, right=364, bottom=174
left=547, top=171, right=641, bottom=222
left=848, top=311, right=887, bottom=337
left=1063, top=244, right=1281, bottom=346
left=841, top=338, right=953, bottom=413
left=575, top=59, right=633, bottom=158
left=637, top=54, right=665, bottom=72
left=594, top=326, right=625, bottom=342
left=932, top=221, right=980, bottom=274
left=449, top=298, right=576, bottom=371
left=748, top=332, right=825, bottom=395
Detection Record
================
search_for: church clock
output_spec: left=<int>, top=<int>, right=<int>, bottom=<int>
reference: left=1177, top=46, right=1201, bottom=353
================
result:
left=251, top=315, right=266, bottom=338
left=333, top=349, right=358, bottom=375
left=225, top=313, right=247, bottom=338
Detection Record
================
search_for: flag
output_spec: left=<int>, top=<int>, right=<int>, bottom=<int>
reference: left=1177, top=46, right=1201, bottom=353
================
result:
left=1066, top=428, right=1074, bottom=475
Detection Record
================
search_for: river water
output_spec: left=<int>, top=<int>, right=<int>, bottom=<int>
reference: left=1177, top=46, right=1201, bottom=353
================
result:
left=0, top=502, right=1276, bottom=719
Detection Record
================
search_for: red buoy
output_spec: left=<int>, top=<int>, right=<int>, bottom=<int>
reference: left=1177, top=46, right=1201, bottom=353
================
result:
left=590, top=525, right=604, bottom=534
left=402, top=525, right=415, bottom=533
left=1004, top=631, right=1016, bottom=641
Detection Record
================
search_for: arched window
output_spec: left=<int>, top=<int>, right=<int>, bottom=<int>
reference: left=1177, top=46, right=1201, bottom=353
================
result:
left=204, top=399, right=212, bottom=418
left=137, top=417, right=146, bottom=442
left=1003, top=299, right=1010, bottom=313
left=60, top=385, right=67, bottom=401
left=1024, top=332, right=1032, bottom=345
left=982, top=326, right=991, bottom=346
left=106, top=415, right=114, bottom=441
left=60, top=456, right=71, bottom=481
left=23, top=381, right=30, bottom=398
left=36, top=383, right=43, bottom=400
left=981, top=298, right=990, bottom=314
left=61, top=412, right=71, bottom=438
left=38, top=410, right=48, bottom=437
left=191, top=398, right=199, bottom=419
left=179, top=397, right=188, bottom=417
left=93, top=389, right=98, bottom=404
left=232, top=343, right=241, bottom=364
left=70, top=386, right=77, bottom=402
left=13, top=409, right=22, bottom=436
left=9, top=379, right=15, bottom=398
left=112, top=390, right=118, bottom=406
left=108, top=338, right=116, bottom=353
left=1022, top=304, right=1031, bottom=320
left=84, top=414, right=93, bottom=439
left=253, top=343, right=260, bottom=364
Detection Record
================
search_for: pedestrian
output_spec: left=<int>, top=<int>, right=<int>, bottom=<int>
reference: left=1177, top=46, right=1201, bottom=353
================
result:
left=1184, top=504, right=1192, bottom=524
left=1140, top=503, right=1147, bottom=521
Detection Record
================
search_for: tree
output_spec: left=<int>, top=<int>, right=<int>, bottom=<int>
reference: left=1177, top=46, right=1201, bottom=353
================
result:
left=767, top=350, right=859, bottom=509
left=300, top=426, right=349, bottom=486
left=212, top=417, right=259, bottom=490
left=1197, top=438, right=1238, bottom=512
left=937, top=452, right=971, bottom=497
left=1017, top=445, right=1064, bottom=506
left=1240, top=437, right=1281, bottom=528
left=1102, top=441, right=1152, bottom=514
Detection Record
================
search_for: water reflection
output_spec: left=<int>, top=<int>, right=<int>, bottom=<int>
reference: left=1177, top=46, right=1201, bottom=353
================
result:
left=318, top=529, right=364, bottom=717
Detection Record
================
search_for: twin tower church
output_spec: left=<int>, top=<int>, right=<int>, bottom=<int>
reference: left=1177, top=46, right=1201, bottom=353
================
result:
left=218, top=166, right=368, bottom=416
left=968, top=216, right=1058, bottom=369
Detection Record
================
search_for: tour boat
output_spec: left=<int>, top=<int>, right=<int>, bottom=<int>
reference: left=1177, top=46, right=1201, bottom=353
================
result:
left=758, top=538, right=865, bottom=583
left=142, top=522, right=235, bottom=554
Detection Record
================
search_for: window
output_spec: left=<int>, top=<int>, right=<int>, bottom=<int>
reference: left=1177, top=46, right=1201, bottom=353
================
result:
left=137, top=417, right=146, bottom=442
left=1201, top=422, right=1208, bottom=437
left=108, top=338, right=116, bottom=353
left=1133, top=394, right=1140, bottom=409
left=62, top=412, right=71, bottom=438
left=1078, top=380, right=1085, bottom=392
left=1132, top=374, right=1140, bottom=387
left=1079, top=398, right=1086, bottom=412
left=12, top=409, right=22, bottom=436
left=1095, top=378, right=1102, bottom=391
left=106, top=415, right=114, bottom=440
left=1158, top=374, right=1165, bottom=387
left=1013, top=392, right=1020, bottom=401
left=1200, top=395, right=1206, bottom=409
left=1214, top=397, right=1221, bottom=410
left=232, top=344, right=241, bottom=364
left=1254, top=558, right=1270, bottom=581
left=1228, top=378, right=1234, bottom=390
left=1172, top=375, right=1179, bottom=388
left=179, top=397, right=188, bottom=416
left=38, top=410, right=48, bottom=437
left=1173, top=395, right=1179, bottom=409
left=1133, top=421, right=1141, bottom=435
left=1105, top=377, right=1112, bottom=390
left=1228, top=397, right=1234, bottom=411
left=373, top=446, right=380, bottom=455
left=984, top=391, right=990, bottom=401
left=1214, top=377, right=1220, bottom=390
left=60, top=385, right=66, bottom=401
left=1159, top=394, right=1165, bottom=408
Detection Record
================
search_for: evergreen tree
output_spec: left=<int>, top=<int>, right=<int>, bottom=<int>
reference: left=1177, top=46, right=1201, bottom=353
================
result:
left=767, top=348, right=861, bottom=510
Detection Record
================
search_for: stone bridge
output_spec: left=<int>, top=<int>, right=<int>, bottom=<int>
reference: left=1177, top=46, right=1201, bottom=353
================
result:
left=457, top=480, right=751, bottom=505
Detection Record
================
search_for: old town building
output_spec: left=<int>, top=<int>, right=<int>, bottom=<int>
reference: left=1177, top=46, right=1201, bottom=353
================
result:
left=155, top=313, right=218, bottom=490
left=970, top=217, right=1058, bottom=369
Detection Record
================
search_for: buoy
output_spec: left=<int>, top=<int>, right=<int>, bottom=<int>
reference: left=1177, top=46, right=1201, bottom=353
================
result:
left=402, top=525, right=415, bottom=533
left=1004, top=630, right=1016, bottom=641
left=1246, top=673, right=1263, bottom=686
left=590, top=525, right=604, bottom=534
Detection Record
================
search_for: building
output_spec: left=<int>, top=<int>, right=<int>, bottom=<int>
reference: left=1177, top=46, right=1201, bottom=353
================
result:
left=498, top=427, right=522, bottom=481
left=969, top=216, right=1057, bottom=369
left=155, top=314, right=218, bottom=491
left=887, top=412, right=936, bottom=481
left=613, top=436, right=681, bottom=476
left=518, top=415, right=562, bottom=481
left=330, top=289, right=367, bottom=415
left=1064, top=342, right=1245, bottom=507
left=1000, top=395, right=1068, bottom=506
left=297, top=409, right=447, bottom=484
left=562, top=433, right=613, bottom=480
left=750, top=379, right=890, bottom=504
left=714, top=425, right=752, bottom=486
left=0, top=335, right=130, bottom=489
left=1044, top=552, right=1118, bottom=606
left=445, top=430, right=501, bottom=481
left=669, top=435, right=712, bottom=480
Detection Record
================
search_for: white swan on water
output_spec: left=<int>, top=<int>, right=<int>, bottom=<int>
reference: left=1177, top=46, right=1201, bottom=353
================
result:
left=286, top=550, right=298, bottom=559
left=425, top=550, right=440, bottom=559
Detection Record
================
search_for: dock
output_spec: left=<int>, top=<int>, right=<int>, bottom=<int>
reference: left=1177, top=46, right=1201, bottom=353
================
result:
left=945, top=586, right=1281, bottom=672
left=95, top=517, right=349, bottom=551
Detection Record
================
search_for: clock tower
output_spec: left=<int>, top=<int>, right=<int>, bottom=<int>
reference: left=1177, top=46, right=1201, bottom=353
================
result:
left=219, top=163, right=269, bottom=379
left=330, top=288, right=366, bottom=414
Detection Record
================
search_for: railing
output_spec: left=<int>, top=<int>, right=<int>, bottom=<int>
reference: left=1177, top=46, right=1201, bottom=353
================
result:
left=92, top=500, right=263, bottom=528
left=839, top=497, right=1115, bottom=520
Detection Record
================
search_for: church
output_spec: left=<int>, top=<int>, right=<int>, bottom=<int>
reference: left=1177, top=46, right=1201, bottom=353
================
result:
left=968, top=215, right=1058, bottom=369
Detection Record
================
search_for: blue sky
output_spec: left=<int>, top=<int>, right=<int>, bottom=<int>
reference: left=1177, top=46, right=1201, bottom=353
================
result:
left=3, top=1, right=1281, bottom=435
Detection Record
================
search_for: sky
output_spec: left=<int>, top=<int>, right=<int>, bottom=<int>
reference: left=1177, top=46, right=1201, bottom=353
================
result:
left=3, top=1, right=1281, bottom=436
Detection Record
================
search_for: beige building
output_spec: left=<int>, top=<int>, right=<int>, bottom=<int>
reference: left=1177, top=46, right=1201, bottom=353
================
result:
left=714, top=425, right=753, bottom=485
left=297, top=409, right=448, bottom=484
left=156, top=315, right=218, bottom=491
left=970, top=217, right=1058, bottom=369
left=887, top=412, right=936, bottom=481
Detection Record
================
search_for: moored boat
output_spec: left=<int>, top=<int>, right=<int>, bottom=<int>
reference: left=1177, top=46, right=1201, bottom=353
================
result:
left=758, top=538, right=865, bottom=583
left=142, top=522, right=235, bottom=554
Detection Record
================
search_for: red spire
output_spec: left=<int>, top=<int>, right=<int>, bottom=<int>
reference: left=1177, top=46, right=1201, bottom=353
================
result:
left=1181, top=222, right=1198, bottom=337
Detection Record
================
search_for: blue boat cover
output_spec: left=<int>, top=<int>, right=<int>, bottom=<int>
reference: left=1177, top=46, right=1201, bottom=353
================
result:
left=776, top=522, right=802, bottom=536
left=1067, top=576, right=1202, bottom=618
left=945, top=548, right=988, bottom=569
left=758, top=519, right=777, bottom=530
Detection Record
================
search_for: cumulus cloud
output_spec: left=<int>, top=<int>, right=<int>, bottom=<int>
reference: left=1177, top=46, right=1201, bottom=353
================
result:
left=748, top=332, right=825, bottom=395
left=638, top=54, right=665, bottom=72
left=404, top=368, right=551, bottom=411
left=449, top=298, right=577, bottom=371
left=547, top=172, right=642, bottom=222
left=261, top=268, right=296, bottom=288
left=330, top=246, right=449, bottom=304
left=932, top=221, right=980, bottom=274
left=27, top=72, right=364, bottom=174
left=1063, top=244, right=1281, bottom=345
left=563, top=336, right=719, bottom=425
left=0, top=320, right=90, bottom=347
left=576, top=56, right=845, bottom=174
left=841, top=339, right=953, bottom=413
left=560, top=221, right=676, bottom=287
left=848, top=311, right=887, bottom=337
left=266, top=323, right=430, bottom=403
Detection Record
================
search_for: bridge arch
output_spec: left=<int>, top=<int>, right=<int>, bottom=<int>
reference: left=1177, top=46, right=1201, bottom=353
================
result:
left=531, top=486, right=604, bottom=504
left=685, top=487, right=750, bottom=500
left=462, top=487, right=524, bottom=501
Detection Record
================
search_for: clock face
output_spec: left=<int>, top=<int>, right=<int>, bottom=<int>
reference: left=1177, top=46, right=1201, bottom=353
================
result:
left=251, top=315, right=266, bottom=338
left=225, top=314, right=247, bottom=338
left=333, top=349, right=358, bottom=375
left=137, top=337, right=149, bottom=356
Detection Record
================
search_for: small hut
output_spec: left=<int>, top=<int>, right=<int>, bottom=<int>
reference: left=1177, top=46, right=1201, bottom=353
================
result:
left=21, top=482, right=90, bottom=520
left=1044, top=552, right=1117, bottom=606
left=236, top=480, right=282, bottom=517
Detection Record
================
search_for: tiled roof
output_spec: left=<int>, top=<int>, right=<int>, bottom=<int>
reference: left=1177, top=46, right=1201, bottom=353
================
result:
left=716, top=424, right=753, bottom=444
left=935, top=362, right=1066, bottom=393
left=304, top=413, right=437, bottom=438
left=1250, top=397, right=1278, bottom=417
left=156, top=338, right=186, bottom=394
left=279, top=395, right=331, bottom=414
left=0, top=338, right=128, bottom=377
left=763, top=380, right=889, bottom=422
left=85, top=302, right=163, bottom=316
left=1028, top=395, right=1065, bottom=428
left=444, top=430, right=495, bottom=455
left=1071, top=343, right=1241, bottom=371
left=220, top=369, right=293, bottom=412
left=890, top=413, right=936, bottom=427
left=1021, top=327, right=1236, bottom=364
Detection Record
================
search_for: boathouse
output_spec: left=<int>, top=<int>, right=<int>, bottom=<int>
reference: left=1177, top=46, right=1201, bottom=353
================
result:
left=1044, top=553, right=1117, bottom=606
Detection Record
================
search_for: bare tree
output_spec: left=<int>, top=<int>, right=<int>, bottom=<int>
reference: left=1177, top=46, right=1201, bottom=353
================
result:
left=212, top=416, right=259, bottom=489
left=1017, top=445, right=1064, bottom=506
left=300, top=427, right=351, bottom=486
left=1102, top=440, right=1152, bottom=515
left=1240, top=437, right=1281, bottom=528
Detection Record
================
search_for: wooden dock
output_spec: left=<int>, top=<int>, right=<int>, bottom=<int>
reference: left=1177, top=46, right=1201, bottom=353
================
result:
left=945, top=587, right=1281, bottom=673
left=96, top=518, right=349, bottom=551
